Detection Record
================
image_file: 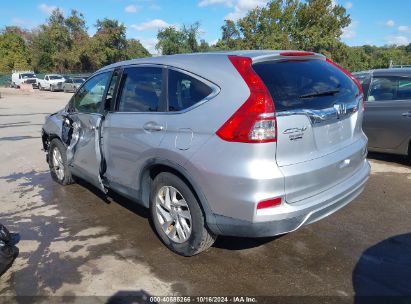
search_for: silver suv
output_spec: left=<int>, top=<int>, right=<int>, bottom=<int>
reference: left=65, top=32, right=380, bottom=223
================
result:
left=42, top=51, right=370, bottom=256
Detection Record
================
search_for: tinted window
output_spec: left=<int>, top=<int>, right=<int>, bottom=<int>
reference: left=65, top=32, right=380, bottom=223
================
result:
left=73, top=72, right=111, bottom=113
left=118, top=67, right=163, bottom=112
left=398, top=78, right=411, bottom=99
left=168, top=70, right=212, bottom=111
left=368, top=76, right=411, bottom=101
left=253, top=59, right=358, bottom=112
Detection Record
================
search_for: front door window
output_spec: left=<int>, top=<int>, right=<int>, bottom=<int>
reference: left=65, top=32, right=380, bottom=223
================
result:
left=72, top=72, right=111, bottom=113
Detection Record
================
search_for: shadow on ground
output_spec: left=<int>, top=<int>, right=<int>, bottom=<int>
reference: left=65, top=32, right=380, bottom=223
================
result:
left=367, top=152, right=410, bottom=166
left=0, top=170, right=145, bottom=296
left=353, top=233, right=411, bottom=303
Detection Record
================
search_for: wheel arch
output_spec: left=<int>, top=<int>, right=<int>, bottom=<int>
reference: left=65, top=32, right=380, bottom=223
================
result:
left=42, top=130, right=63, bottom=152
left=139, top=159, right=221, bottom=235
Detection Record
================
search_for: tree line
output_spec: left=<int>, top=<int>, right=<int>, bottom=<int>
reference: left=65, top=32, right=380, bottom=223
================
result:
left=0, top=9, right=150, bottom=73
left=1, top=0, right=411, bottom=74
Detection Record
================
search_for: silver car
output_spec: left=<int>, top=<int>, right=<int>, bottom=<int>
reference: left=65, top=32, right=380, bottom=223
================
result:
left=42, top=51, right=370, bottom=256
left=63, top=78, right=86, bottom=93
left=354, top=69, right=411, bottom=157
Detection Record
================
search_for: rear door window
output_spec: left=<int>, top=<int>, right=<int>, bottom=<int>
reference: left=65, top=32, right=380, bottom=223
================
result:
left=253, top=59, right=359, bottom=112
left=117, top=66, right=163, bottom=112
left=368, top=76, right=411, bottom=101
left=167, top=69, right=212, bottom=111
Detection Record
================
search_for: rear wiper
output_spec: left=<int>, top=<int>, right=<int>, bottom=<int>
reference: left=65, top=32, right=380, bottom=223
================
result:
left=299, top=89, right=340, bottom=99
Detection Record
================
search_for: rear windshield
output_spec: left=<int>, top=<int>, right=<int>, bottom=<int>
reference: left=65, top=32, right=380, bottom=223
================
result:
left=253, top=59, right=359, bottom=112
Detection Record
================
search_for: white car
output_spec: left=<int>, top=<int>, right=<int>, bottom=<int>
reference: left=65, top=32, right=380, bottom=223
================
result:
left=11, top=71, right=38, bottom=88
left=37, top=74, right=65, bottom=91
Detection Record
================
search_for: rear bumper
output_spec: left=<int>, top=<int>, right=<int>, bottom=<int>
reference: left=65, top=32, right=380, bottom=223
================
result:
left=209, top=159, right=370, bottom=237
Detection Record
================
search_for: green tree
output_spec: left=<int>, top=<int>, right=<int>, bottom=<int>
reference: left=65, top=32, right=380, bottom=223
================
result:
left=215, top=20, right=241, bottom=50
left=125, top=39, right=151, bottom=58
left=156, top=22, right=207, bottom=54
left=0, top=27, right=31, bottom=72
left=156, top=26, right=190, bottom=55
left=294, top=0, right=350, bottom=53
left=92, top=18, right=128, bottom=65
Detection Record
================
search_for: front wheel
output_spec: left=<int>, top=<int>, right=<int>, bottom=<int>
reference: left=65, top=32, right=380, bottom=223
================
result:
left=150, top=172, right=216, bottom=256
left=48, top=139, right=74, bottom=185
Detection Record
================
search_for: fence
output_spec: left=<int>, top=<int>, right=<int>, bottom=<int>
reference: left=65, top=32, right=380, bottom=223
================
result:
left=0, top=74, right=10, bottom=87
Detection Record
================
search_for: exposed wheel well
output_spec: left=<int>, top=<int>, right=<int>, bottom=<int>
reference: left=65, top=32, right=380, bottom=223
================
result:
left=42, top=131, right=61, bottom=152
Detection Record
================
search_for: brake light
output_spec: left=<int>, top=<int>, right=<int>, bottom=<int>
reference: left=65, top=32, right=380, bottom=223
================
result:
left=216, top=56, right=276, bottom=143
left=257, top=197, right=282, bottom=210
left=326, top=58, right=365, bottom=110
left=280, top=51, right=315, bottom=57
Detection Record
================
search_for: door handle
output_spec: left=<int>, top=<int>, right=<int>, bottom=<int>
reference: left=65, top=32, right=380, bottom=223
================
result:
left=143, top=122, right=164, bottom=132
left=401, top=112, right=411, bottom=118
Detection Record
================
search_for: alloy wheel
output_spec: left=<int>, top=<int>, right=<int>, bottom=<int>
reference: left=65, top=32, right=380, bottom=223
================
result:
left=155, top=186, right=192, bottom=243
left=52, top=147, right=64, bottom=181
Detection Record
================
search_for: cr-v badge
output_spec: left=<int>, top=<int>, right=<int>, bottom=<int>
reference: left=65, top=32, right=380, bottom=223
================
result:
left=283, top=126, right=307, bottom=141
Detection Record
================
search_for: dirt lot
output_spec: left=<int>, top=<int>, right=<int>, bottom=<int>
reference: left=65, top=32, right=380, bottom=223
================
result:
left=0, top=87, right=410, bottom=301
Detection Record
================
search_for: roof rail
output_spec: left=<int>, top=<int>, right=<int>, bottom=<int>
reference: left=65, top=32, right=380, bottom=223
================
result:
left=390, top=65, right=411, bottom=68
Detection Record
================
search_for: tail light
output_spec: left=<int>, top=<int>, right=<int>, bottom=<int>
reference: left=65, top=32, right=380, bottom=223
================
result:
left=216, top=56, right=276, bottom=143
left=326, top=58, right=365, bottom=111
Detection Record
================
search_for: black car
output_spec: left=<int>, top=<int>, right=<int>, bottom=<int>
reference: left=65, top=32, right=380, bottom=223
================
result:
left=353, top=68, right=411, bottom=157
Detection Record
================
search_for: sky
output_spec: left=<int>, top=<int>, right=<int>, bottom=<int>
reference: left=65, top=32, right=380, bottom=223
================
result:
left=1, top=0, right=411, bottom=54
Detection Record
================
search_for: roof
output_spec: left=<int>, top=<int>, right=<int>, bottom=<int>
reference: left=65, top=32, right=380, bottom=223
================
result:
left=98, top=50, right=324, bottom=73
left=353, top=68, right=411, bottom=77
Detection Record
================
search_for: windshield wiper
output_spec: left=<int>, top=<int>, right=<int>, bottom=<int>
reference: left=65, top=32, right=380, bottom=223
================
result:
left=299, top=89, right=340, bottom=99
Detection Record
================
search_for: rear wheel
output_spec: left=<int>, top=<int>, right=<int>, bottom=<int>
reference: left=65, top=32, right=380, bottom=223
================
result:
left=48, top=139, right=74, bottom=185
left=150, top=172, right=216, bottom=256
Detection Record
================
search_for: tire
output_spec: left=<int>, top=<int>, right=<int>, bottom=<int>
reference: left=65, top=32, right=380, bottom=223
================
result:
left=48, top=139, right=74, bottom=185
left=39, top=84, right=43, bottom=91
left=50, top=85, right=54, bottom=92
left=150, top=172, right=216, bottom=256
left=63, top=87, right=67, bottom=93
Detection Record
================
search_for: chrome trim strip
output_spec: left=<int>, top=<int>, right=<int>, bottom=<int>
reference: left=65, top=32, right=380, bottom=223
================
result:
left=276, top=97, right=361, bottom=124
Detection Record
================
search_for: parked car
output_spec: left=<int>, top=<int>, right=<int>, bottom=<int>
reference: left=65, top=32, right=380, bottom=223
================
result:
left=11, top=71, right=38, bottom=89
left=42, top=51, right=370, bottom=256
left=37, top=74, right=65, bottom=91
left=63, top=78, right=85, bottom=93
left=353, top=68, right=411, bottom=157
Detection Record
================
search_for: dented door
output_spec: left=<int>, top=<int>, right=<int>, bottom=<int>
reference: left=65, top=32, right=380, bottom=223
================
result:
left=66, top=113, right=105, bottom=192
left=63, top=71, right=113, bottom=192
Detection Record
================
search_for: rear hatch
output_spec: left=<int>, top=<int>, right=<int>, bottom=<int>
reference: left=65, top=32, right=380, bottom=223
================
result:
left=253, top=55, right=365, bottom=204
